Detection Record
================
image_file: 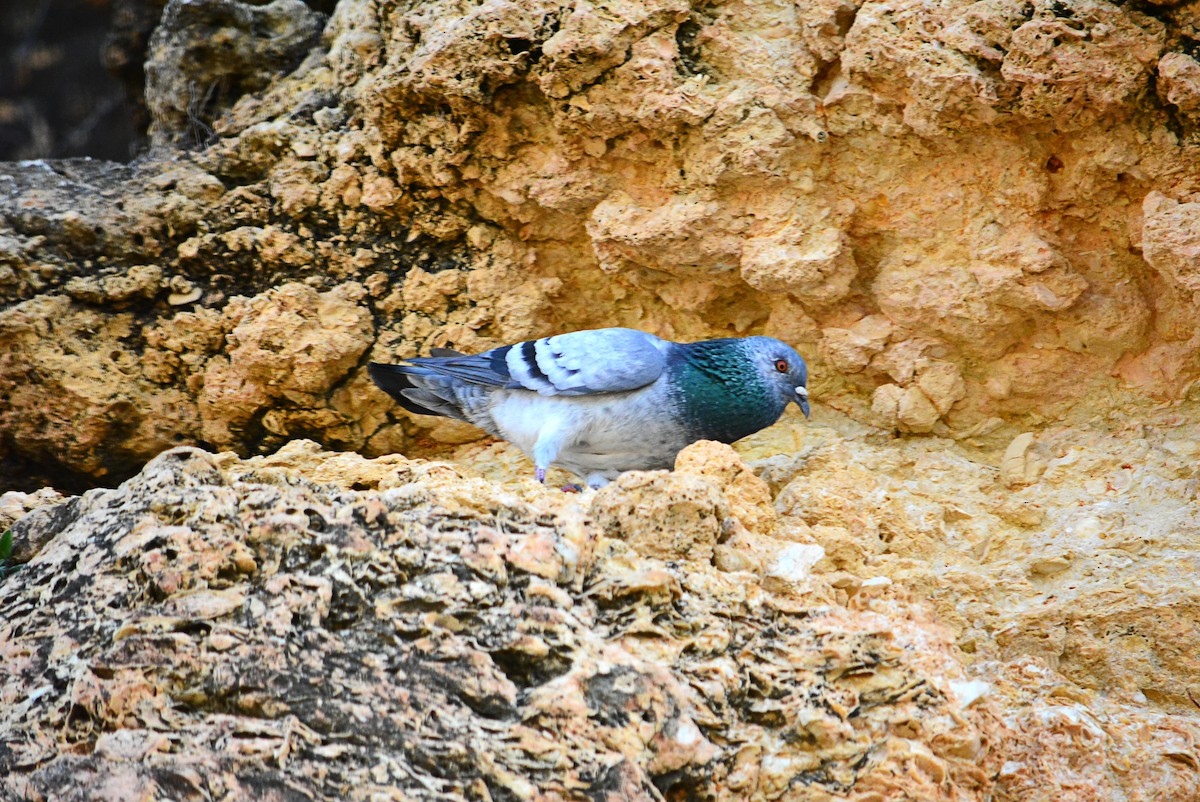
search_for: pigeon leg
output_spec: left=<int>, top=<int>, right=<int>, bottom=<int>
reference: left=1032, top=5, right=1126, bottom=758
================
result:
left=532, top=423, right=569, bottom=485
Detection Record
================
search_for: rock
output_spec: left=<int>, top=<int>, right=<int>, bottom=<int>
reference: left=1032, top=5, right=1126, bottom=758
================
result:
left=847, top=0, right=1165, bottom=133
left=1142, top=191, right=1200, bottom=296
left=1157, top=52, right=1200, bottom=121
left=873, top=382, right=942, bottom=433
left=0, top=442, right=1007, bottom=800
left=0, top=488, right=64, bottom=532
left=821, top=315, right=894, bottom=374
left=673, top=440, right=778, bottom=536
left=5, top=4, right=1200, bottom=796
left=199, top=282, right=374, bottom=450
left=991, top=498, right=1047, bottom=528
left=5, top=401, right=1200, bottom=799
left=740, top=223, right=858, bottom=306
left=588, top=469, right=727, bottom=563
left=917, top=361, right=967, bottom=416
left=145, top=0, right=327, bottom=149
left=1000, top=432, right=1046, bottom=488
left=0, top=0, right=1198, bottom=482
left=872, top=234, right=1088, bottom=362
left=1029, top=552, right=1074, bottom=576
left=871, top=382, right=907, bottom=429
left=587, top=189, right=743, bottom=279
left=897, top=384, right=942, bottom=433
left=64, top=264, right=163, bottom=305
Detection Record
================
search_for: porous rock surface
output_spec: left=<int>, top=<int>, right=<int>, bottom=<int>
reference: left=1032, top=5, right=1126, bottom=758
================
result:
left=4, top=434, right=1200, bottom=801
left=5, top=0, right=1200, bottom=484
left=5, top=1, right=1200, bottom=799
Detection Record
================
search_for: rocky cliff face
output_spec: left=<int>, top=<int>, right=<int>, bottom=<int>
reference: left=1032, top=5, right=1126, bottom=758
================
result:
left=4, top=436, right=1199, bottom=801
left=4, top=0, right=1200, bottom=485
left=3, top=0, right=1200, bottom=799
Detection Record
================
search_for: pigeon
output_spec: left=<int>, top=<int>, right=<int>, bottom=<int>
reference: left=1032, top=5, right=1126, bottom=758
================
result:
left=368, top=327, right=810, bottom=488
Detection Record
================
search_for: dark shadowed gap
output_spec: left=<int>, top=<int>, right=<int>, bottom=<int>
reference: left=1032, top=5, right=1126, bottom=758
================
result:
left=0, top=0, right=341, bottom=162
left=0, top=0, right=143, bottom=161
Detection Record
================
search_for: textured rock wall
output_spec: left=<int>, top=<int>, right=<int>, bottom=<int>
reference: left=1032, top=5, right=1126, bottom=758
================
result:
left=4, top=434, right=1200, bottom=800
left=5, top=2, right=1200, bottom=798
left=4, top=0, right=1200, bottom=485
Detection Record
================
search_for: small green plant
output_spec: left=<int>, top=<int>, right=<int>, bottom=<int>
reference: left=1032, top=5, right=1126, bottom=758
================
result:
left=0, top=529, right=17, bottom=581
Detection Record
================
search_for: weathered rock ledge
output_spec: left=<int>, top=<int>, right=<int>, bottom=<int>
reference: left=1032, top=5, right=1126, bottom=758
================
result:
left=3, top=414, right=1199, bottom=800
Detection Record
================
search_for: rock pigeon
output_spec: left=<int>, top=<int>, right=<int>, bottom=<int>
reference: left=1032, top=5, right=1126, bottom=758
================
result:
left=368, top=327, right=810, bottom=488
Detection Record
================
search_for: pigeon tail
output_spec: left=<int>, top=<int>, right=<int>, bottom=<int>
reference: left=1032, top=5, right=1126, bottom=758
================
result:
left=368, top=362, right=468, bottom=420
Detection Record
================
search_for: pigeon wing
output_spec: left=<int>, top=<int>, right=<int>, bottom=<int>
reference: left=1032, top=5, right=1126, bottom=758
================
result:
left=503, top=328, right=668, bottom=396
left=402, top=328, right=668, bottom=396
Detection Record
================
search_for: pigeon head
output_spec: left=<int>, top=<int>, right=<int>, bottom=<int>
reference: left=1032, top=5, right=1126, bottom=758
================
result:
left=745, top=336, right=810, bottom=418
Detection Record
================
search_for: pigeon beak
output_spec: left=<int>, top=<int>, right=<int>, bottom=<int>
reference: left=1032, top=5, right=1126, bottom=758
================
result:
left=795, top=386, right=810, bottom=419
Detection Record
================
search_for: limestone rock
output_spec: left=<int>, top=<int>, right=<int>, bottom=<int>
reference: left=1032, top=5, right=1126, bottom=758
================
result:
left=821, top=315, right=894, bottom=375
left=897, top=384, right=941, bottom=433
left=0, top=443, right=1003, bottom=800
left=7, top=417, right=1200, bottom=799
left=1000, top=432, right=1047, bottom=488
left=198, top=281, right=374, bottom=449
left=588, top=469, right=727, bottom=563
left=917, top=361, right=967, bottom=417
left=4, top=4, right=1200, bottom=797
left=740, top=223, right=858, bottom=306
left=1142, top=190, right=1200, bottom=296
left=1157, top=52, right=1200, bottom=120
left=846, top=0, right=1165, bottom=134
left=2, top=0, right=1200, bottom=484
left=145, top=0, right=327, bottom=149
left=872, top=382, right=943, bottom=433
left=673, top=440, right=778, bottom=536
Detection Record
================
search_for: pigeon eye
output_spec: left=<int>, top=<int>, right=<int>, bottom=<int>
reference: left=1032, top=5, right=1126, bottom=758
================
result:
left=774, top=359, right=789, bottom=373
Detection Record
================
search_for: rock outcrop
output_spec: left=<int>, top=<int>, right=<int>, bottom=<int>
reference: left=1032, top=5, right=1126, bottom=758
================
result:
left=4, top=434, right=1199, bottom=800
left=3, top=0, right=1200, bottom=485
left=5, top=2, right=1200, bottom=799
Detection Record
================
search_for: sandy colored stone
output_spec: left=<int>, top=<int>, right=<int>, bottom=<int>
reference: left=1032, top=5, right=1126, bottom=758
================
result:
left=740, top=223, right=858, bottom=306
left=673, top=440, right=778, bottom=535
left=871, top=382, right=944, bottom=433
left=917, top=361, right=968, bottom=417
left=4, top=4, right=1200, bottom=795
left=588, top=469, right=727, bottom=563
left=0, top=488, right=63, bottom=532
left=897, top=384, right=941, bottom=433
left=0, top=0, right=1199, bottom=488
left=1000, top=431, right=1047, bottom=489
left=846, top=0, right=1164, bottom=134
left=1142, top=190, right=1200, bottom=296
left=199, top=281, right=374, bottom=449
left=871, top=382, right=907, bottom=430
left=821, top=315, right=893, bottom=375
left=4, top=392, right=1200, bottom=800
left=0, top=442, right=1006, bottom=800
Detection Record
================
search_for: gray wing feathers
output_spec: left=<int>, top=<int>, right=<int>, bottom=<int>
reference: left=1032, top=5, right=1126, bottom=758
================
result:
left=401, top=388, right=468, bottom=421
left=403, top=354, right=508, bottom=386
left=405, top=377, right=494, bottom=427
left=507, top=328, right=667, bottom=396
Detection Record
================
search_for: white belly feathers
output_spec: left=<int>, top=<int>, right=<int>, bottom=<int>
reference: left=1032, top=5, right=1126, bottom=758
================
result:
left=484, top=385, right=684, bottom=484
